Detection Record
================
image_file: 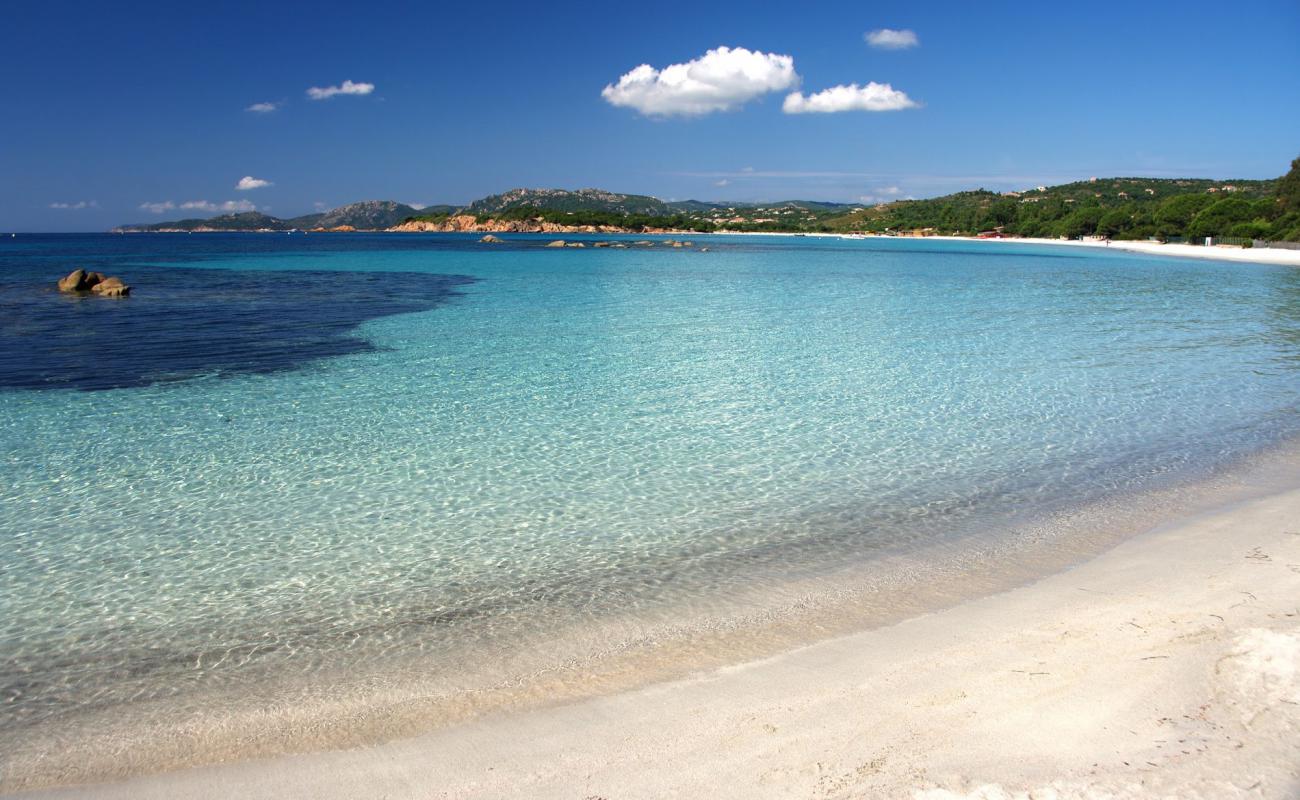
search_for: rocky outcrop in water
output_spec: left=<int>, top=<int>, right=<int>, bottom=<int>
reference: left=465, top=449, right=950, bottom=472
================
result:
left=91, top=277, right=130, bottom=297
left=57, top=269, right=130, bottom=297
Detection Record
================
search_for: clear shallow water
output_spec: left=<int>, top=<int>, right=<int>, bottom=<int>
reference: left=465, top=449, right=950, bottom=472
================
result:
left=2, top=233, right=1299, bottom=785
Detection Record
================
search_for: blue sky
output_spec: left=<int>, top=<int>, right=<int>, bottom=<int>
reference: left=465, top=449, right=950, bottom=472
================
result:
left=3, top=0, right=1298, bottom=231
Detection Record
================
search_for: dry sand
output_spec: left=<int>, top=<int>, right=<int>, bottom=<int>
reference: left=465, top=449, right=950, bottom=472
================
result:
left=18, top=468, right=1300, bottom=799
left=955, top=236, right=1300, bottom=267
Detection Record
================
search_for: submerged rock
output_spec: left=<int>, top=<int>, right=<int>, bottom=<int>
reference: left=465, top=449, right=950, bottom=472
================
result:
left=565, top=242, right=586, bottom=248
left=594, top=241, right=612, bottom=248
left=545, top=240, right=567, bottom=248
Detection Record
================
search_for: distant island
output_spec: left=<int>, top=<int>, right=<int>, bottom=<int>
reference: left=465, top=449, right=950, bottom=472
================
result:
left=114, top=157, right=1300, bottom=243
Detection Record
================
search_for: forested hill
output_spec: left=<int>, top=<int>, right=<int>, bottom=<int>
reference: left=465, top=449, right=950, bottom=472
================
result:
left=823, top=174, right=1295, bottom=240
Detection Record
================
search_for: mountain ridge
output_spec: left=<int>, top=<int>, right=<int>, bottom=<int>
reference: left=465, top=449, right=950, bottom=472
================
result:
left=110, top=161, right=1300, bottom=242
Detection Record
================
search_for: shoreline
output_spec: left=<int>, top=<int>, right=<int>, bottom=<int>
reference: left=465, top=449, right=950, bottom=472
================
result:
left=13, top=442, right=1300, bottom=799
left=921, top=234, right=1300, bottom=267
left=30, top=229, right=1300, bottom=267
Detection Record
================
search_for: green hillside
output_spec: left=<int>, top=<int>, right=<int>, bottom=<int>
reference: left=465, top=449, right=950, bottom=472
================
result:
left=467, top=188, right=672, bottom=216
left=287, top=200, right=421, bottom=230
left=823, top=174, right=1291, bottom=240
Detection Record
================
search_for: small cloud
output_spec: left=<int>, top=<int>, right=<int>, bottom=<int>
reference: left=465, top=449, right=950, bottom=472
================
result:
left=407, top=202, right=428, bottom=210
left=179, top=200, right=258, bottom=213
left=601, top=46, right=799, bottom=116
left=49, top=200, right=98, bottom=210
left=236, top=176, right=273, bottom=191
left=140, top=201, right=176, bottom=214
left=714, top=179, right=731, bottom=187
left=307, top=80, right=375, bottom=100
left=741, top=166, right=755, bottom=173
left=858, top=189, right=904, bottom=205
left=865, top=28, right=919, bottom=49
left=246, top=101, right=279, bottom=113
left=783, top=82, right=919, bottom=113
left=313, top=201, right=329, bottom=210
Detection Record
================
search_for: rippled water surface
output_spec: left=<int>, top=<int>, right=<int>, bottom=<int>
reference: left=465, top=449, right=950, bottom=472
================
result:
left=2, top=233, right=1298, bottom=786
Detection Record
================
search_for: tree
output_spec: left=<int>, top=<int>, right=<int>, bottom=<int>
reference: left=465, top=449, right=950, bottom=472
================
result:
left=1055, top=206, right=1105, bottom=238
left=1276, top=155, right=1300, bottom=213
left=1187, top=198, right=1253, bottom=239
left=1154, top=193, right=1215, bottom=235
left=1095, top=208, right=1131, bottom=238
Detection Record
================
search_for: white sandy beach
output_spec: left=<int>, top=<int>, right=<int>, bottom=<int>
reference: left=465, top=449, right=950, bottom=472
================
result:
left=19, top=454, right=1299, bottom=800
left=951, top=236, right=1300, bottom=267
left=711, top=230, right=1300, bottom=267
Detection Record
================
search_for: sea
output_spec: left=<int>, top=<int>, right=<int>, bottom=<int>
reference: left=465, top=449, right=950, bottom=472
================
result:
left=2, top=232, right=1298, bottom=789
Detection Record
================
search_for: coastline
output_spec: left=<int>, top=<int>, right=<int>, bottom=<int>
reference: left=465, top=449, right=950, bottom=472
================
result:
left=83, top=228, right=1300, bottom=267
left=14, top=443, right=1300, bottom=799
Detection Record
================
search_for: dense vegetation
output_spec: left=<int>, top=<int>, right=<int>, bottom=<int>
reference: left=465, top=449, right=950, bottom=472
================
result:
left=488, top=206, right=717, bottom=232
left=826, top=169, right=1298, bottom=242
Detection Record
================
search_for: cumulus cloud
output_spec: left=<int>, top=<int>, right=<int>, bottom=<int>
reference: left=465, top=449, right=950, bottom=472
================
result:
left=783, top=82, right=919, bottom=113
left=714, top=179, right=731, bottom=187
left=865, top=28, right=919, bottom=49
left=49, top=200, right=98, bottom=210
left=601, top=46, right=798, bottom=116
left=307, top=80, right=375, bottom=100
left=235, top=176, right=272, bottom=191
left=140, top=201, right=176, bottom=214
left=245, top=101, right=279, bottom=113
left=179, top=200, right=258, bottom=213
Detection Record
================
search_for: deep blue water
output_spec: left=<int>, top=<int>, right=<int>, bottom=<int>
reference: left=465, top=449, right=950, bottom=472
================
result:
left=0, top=236, right=472, bottom=390
left=1, top=232, right=1298, bottom=784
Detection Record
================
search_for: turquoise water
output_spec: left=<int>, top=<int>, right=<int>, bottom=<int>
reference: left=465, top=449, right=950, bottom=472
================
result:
left=2, top=233, right=1299, bottom=785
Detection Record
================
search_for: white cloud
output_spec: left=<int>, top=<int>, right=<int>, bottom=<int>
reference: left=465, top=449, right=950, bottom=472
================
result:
left=406, top=202, right=428, bottom=210
left=858, top=188, right=907, bottom=205
left=313, top=201, right=329, bottom=210
left=601, top=46, right=798, bottom=116
left=714, top=178, right=731, bottom=187
left=235, top=176, right=273, bottom=191
left=865, top=28, right=919, bottom=49
left=246, top=101, right=279, bottom=113
left=179, top=200, right=258, bottom=213
left=307, top=80, right=375, bottom=100
left=49, top=200, right=98, bottom=210
left=783, top=82, right=919, bottom=113
left=140, top=201, right=176, bottom=214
